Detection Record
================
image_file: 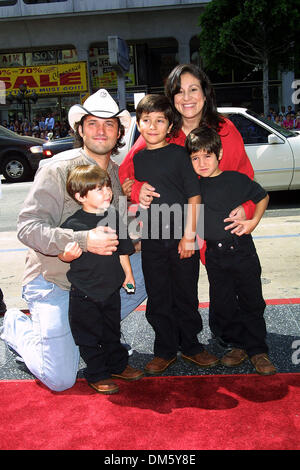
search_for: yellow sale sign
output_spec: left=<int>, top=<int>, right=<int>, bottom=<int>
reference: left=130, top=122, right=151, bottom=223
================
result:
left=0, top=62, right=88, bottom=95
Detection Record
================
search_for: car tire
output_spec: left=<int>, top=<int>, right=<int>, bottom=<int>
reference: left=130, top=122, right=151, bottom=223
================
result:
left=2, top=154, right=32, bottom=183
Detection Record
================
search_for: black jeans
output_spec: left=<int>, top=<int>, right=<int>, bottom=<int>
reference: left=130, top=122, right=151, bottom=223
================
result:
left=141, top=238, right=204, bottom=359
left=69, top=286, right=128, bottom=383
left=205, top=235, right=267, bottom=357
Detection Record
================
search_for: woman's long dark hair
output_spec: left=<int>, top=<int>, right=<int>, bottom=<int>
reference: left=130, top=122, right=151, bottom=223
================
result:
left=73, top=115, right=125, bottom=155
left=164, top=64, right=224, bottom=135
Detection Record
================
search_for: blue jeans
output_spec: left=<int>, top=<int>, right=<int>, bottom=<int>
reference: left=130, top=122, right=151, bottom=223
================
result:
left=1, top=252, right=146, bottom=391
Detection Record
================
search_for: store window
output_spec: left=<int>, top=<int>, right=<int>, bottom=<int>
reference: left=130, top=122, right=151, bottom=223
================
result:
left=0, top=45, right=86, bottom=126
left=0, top=49, right=77, bottom=68
left=58, top=49, right=78, bottom=63
left=25, top=49, right=77, bottom=66
left=142, top=38, right=177, bottom=87
left=134, top=38, right=177, bottom=88
left=89, top=38, right=177, bottom=94
left=89, top=45, right=135, bottom=91
left=0, top=52, right=24, bottom=67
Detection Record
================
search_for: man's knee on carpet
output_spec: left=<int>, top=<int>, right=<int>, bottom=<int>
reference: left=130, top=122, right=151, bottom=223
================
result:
left=43, top=371, right=77, bottom=392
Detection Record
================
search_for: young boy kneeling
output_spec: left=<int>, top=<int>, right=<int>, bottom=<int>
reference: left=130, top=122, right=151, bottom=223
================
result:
left=59, top=165, right=144, bottom=394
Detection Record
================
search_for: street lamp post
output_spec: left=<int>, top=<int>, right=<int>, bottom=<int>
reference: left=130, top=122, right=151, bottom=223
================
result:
left=17, top=83, right=28, bottom=119
left=6, top=83, right=38, bottom=121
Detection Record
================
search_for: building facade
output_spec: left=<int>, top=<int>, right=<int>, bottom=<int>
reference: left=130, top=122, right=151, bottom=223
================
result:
left=0, top=0, right=295, bottom=124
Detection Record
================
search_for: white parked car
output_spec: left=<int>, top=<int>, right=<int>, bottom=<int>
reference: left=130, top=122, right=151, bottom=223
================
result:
left=114, top=107, right=300, bottom=192
left=219, top=107, right=300, bottom=191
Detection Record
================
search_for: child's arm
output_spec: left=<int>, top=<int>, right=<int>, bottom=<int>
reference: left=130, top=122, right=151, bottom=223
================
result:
left=120, top=254, right=135, bottom=290
left=228, top=194, right=269, bottom=236
left=58, top=241, right=83, bottom=262
left=178, top=195, right=201, bottom=259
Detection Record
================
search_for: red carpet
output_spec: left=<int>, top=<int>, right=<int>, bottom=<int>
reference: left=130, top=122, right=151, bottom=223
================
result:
left=1, top=373, right=300, bottom=450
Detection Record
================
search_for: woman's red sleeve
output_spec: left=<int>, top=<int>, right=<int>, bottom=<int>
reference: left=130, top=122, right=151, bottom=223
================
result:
left=219, top=119, right=255, bottom=219
left=118, top=134, right=147, bottom=204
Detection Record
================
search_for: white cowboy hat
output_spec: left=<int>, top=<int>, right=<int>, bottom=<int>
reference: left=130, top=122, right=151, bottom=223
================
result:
left=68, top=88, right=131, bottom=132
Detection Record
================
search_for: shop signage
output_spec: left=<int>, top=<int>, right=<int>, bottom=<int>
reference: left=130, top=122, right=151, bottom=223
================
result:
left=0, top=61, right=88, bottom=95
left=0, top=53, right=24, bottom=67
left=89, top=46, right=135, bottom=89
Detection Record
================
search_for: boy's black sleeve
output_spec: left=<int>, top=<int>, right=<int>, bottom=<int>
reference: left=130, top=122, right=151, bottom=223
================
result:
left=179, top=148, right=201, bottom=199
left=236, top=173, right=268, bottom=204
left=116, top=212, right=135, bottom=256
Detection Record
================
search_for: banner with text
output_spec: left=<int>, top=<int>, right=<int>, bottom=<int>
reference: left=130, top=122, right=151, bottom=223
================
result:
left=0, top=62, right=88, bottom=96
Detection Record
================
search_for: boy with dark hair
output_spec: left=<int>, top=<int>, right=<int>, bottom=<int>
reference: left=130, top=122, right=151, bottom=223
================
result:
left=186, top=125, right=276, bottom=375
left=59, top=164, right=144, bottom=394
left=133, top=94, right=219, bottom=374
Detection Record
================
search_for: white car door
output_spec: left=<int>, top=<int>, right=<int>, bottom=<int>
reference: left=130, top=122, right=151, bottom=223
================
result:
left=225, top=112, right=294, bottom=191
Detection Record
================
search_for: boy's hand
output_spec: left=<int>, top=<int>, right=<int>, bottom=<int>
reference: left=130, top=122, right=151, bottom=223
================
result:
left=122, top=178, right=134, bottom=199
left=139, top=183, right=160, bottom=209
left=178, top=236, right=196, bottom=259
left=226, top=218, right=258, bottom=236
left=58, top=241, right=82, bottom=262
left=122, top=275, right=135, bottom=292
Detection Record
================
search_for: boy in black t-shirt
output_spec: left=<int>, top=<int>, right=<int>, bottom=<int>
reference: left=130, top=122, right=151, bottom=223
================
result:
left=186, top=125, right=276, bottom=375
left=133, top=94, right=219, bottom=375
left=59, top=165, right=144, bottom=394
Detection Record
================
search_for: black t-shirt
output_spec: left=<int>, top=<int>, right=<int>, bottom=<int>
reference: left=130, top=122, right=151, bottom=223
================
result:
left=61, top=207, right=134, bottom=301
left=199, top=171, right=267, bottom=241
left=133, top=143, right=200, bottom=239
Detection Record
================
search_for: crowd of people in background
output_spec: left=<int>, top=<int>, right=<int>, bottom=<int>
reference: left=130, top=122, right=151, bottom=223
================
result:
left=0, top=112, right=72, bottom=140
left=1, top=104, right=299, bottom=142
left=265, top=105, right=300, bottom=129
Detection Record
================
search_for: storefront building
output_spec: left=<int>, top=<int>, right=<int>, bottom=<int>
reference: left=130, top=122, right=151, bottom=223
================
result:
left=0, top=0, right=296, bottom=125
left=0, top=49, right=87, bottom=123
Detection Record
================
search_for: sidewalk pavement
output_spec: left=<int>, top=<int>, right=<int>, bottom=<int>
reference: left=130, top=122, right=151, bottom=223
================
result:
left=0, top=209, right=300, bottom=381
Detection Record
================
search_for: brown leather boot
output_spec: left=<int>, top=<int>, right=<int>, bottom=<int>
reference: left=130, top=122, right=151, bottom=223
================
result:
left=250, top=354, right=277, bottom=375
left=221, top=349, right=248, bottom=367
left=111, top=365, right=144, bottom=381
left=88, top=379, right=119, bottom=394
left=181, top=350, right=219, bottom=367
left=144, top=356, right=177, bottom=374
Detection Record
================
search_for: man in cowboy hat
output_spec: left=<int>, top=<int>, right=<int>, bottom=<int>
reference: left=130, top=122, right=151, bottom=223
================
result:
left=1, top=89, right=146, bottom=392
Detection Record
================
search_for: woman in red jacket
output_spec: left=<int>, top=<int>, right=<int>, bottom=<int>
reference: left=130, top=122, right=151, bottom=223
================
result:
left=119, top=64, right=255, bottom=354
left=120, top=63, right=254, bottom=221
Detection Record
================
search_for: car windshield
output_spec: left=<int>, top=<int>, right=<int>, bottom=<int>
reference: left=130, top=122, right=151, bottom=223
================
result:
left=246, top=110, right=296, bottom=138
